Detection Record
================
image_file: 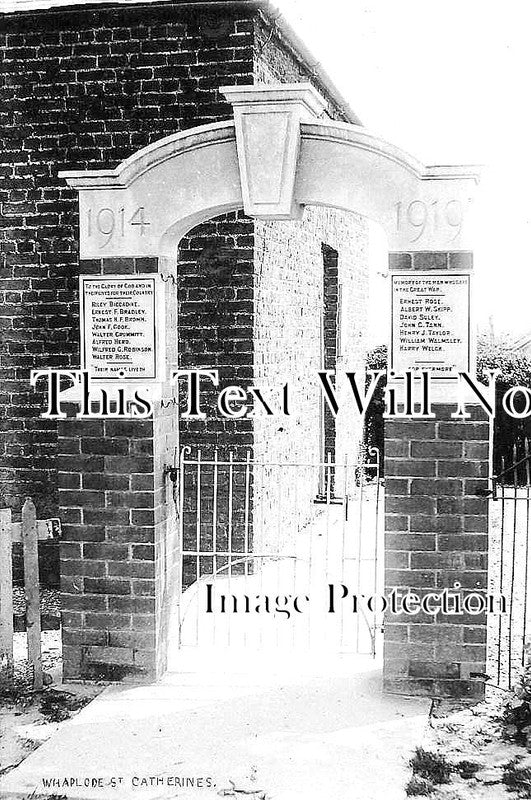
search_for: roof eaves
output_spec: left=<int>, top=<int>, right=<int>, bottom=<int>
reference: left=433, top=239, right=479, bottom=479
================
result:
left=257, top=1, right=362, bottom=125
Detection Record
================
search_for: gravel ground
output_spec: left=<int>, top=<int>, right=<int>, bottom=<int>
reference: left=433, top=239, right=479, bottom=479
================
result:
left=11, top=629, right=62, bottom=690
left=1, top=630, right=102, bottom=788
left=402, top=496, right=531, bottom=798
left=2, top=493, right=529, bottom=799
left=408, top=695, right=531, bottom=799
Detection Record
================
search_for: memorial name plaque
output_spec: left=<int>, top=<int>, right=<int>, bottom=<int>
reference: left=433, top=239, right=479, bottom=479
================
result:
left=80, top=275, right=161, bottom=380
left=391, top=272, right=471, bottom=375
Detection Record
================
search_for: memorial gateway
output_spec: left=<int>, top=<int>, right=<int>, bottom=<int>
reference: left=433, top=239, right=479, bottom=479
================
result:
left=1, top=0, right=495, bottom=701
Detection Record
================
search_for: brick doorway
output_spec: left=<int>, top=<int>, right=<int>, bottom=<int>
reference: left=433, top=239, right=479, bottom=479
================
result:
left=57, top=84, right=486, bottom=696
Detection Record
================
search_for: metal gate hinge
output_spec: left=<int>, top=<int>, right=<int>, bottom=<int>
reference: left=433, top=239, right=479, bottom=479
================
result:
left=163, top=465, right=179, bottom=484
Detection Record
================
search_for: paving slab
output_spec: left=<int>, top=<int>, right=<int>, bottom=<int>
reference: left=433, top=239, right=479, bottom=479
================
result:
left=0, top=656, right=429, bottom=800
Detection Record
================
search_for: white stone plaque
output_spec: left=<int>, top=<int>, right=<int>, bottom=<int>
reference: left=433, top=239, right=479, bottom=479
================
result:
left=391, top=272, right=471, bottom=375
left=80, top=275, right=161, bottom=380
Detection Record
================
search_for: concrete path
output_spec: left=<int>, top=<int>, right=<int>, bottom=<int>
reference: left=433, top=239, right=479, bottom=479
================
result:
left=0, top=656, right=429, bottom=800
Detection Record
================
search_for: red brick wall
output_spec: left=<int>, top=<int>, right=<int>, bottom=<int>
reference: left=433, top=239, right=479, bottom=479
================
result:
left=177, top=211, right=255, bottom=459
left=0, top=3, right=251, bottom=594
left=0, top=1, right=353, bottom=522
left=322, top=244, right=339, bottom=471
left=384, top=408, right=489, bottom=698
left=0, top=2, right=256, bottom=521
left=253, top=210, right=368, bottom=549
left=0, top=1, right=369, bottom=678
left=253, top=13, right=351, bottom=122
left=56, top=255, right=172, bottom=681
left=251, top=15, right=369, bottom=539
left=384, top=251, right=488, bottom=698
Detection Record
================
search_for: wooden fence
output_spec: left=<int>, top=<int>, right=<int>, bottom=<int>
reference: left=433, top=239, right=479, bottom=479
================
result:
left=0, top=499, right=45, bottom=691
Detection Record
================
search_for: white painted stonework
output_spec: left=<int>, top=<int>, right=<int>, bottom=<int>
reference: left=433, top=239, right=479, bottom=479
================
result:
left=222, top=84, right=327, bottom=220
left=60, top=83, right=480, bottom=257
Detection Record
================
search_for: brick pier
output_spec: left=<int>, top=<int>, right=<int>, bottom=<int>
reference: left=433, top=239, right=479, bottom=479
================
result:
left=384, top=249, right=489, bottom=697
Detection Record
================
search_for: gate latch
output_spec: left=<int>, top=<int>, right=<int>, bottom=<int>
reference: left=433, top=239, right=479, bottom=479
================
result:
left=163, top=465, right=179, bottom=484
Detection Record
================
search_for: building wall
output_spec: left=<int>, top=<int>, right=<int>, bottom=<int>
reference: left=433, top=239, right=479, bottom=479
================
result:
left=252, top=19, right=369, bottom=547
left=253, top=13, right=350, bottom=122
left=0, top=2, right=257, bottom=522
left=0, top=1, right=356, bottom=521
left=177, top=211, right=255, bottom=460
left=176, top=212, right=256, bottom=587
left=384, top=251, right=488, bottom=698
left=1, top=1, right=370, bottom=679
left=0, top=0, right=365, bottom=512
left=171, top=17, right=369, bottom=580
left=253, top=208, right=368, bottom=551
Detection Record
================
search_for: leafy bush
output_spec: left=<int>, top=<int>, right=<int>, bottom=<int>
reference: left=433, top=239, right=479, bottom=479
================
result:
left=503, top=665, right=531, bottom=745
left=366, top=343, right=387, bottom=373
left=477, top=333, right=531, bottom=388
left=365, top=334, right=531, bottom=475
left=455, top=760, right=481, bottom=779
left=405, top=776, right=435, bottom=796
left=364, top=345, right=387, bottom=459
left=409, top=748, right=452, bottom=785
left=39, top=689, right=91, bottom=723
left=477, top=333, right=531, bottom=476
left=502, top=758, right=531, bottom=797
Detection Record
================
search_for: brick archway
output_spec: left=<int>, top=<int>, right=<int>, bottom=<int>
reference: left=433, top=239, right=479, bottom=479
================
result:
left=58, top=84, right=487, bottom=697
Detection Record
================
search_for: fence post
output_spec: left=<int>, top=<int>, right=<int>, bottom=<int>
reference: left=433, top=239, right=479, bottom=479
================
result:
left=22, top=498, right=43, bottom=691
left=0, top=509, right=14, bottom=691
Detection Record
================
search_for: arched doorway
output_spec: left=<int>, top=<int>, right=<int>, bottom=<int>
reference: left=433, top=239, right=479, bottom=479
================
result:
left=58, top=84, right=487, bottom=697
left=167, top=202, right=382, bottom=673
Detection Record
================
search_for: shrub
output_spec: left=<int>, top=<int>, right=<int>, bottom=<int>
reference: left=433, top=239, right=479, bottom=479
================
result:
left=455, top=760, right=481, bottom=779
left=502, top=758, right=531, bottom=797
left=405, top=776, right=435, bottom=796
left=503, top=665, right=531, bottom=745
left=409, top=747, right=452, bottom=785
left=365, top=334, right=531, bottom=476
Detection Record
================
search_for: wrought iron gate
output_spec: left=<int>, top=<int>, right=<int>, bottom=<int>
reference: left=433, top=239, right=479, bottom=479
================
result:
left=490, top=440, right=531, bottom=689
left=174, top=447, right=383, bottom=659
